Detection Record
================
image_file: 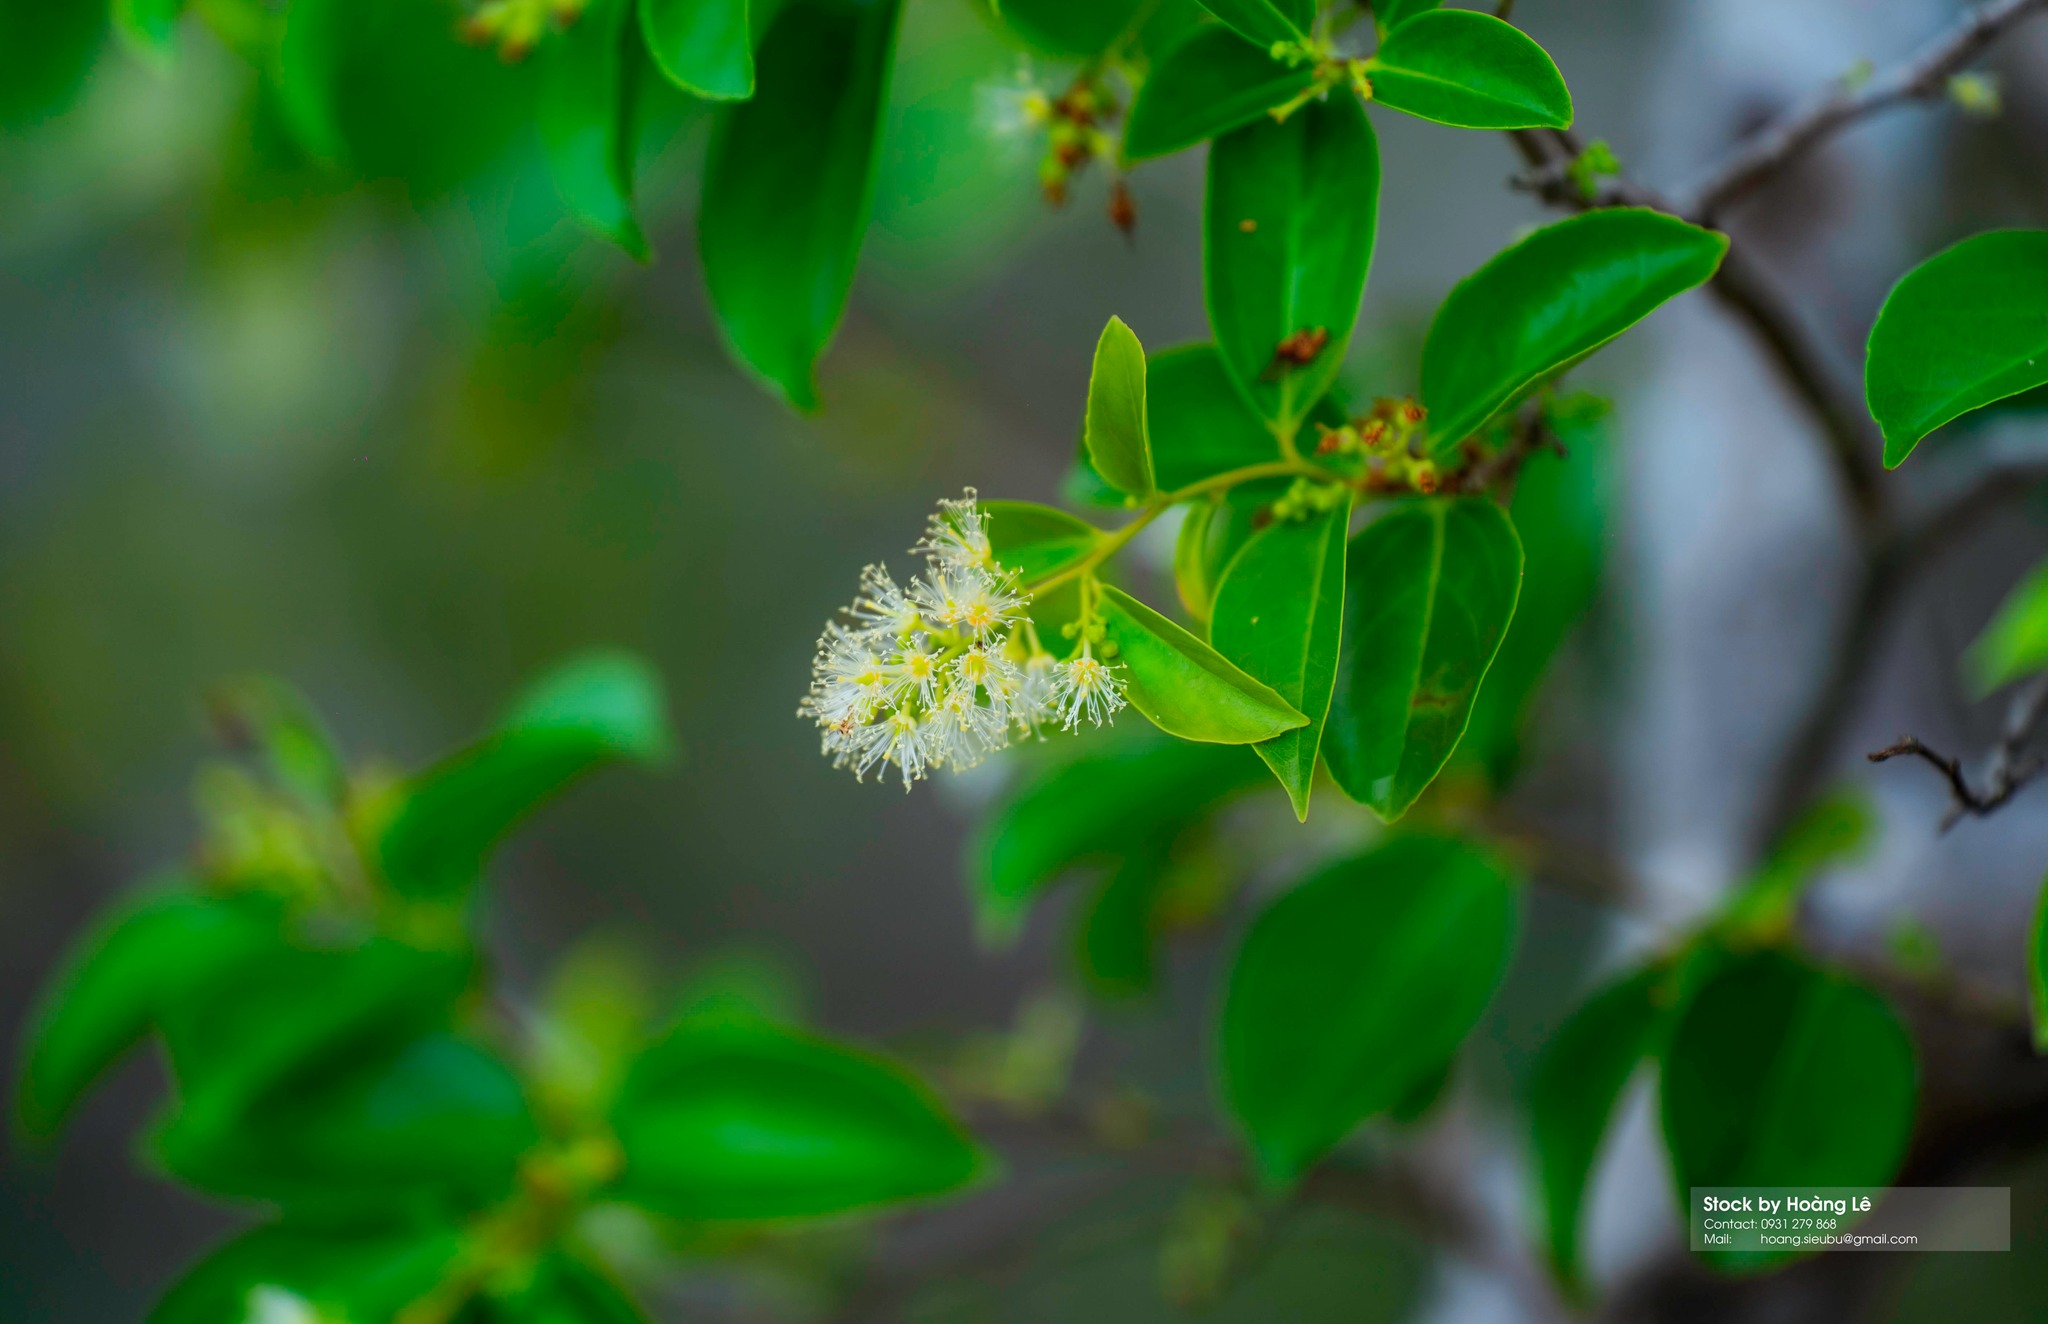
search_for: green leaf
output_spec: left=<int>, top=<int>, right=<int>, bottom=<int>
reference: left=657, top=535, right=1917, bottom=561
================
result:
left=1368, top=0, right=1437, bottom=33
left=1206, top=94, right=1381, bottom=432
left=1968, top=553, right=2048, bottom=694
left=490, top=1251, right=652, bottom=1323
left=541, top=0, right=650, bottom=259
left=1173, top=498, right=1223, bottom=622
left=1125, top=26, right=1318, bottom=162
left=0, top=0, right=103, bottom=129
left=1149, top=343, right=1291, bottom=488
left=983, top=500, right=1103, bottom=582
left=1074, top=836, right=1176, bottom=998
left=1420, top=210, right=1727, bottom=448
left=1658, top=949, right=1916, bottom=1270
left=969, top=735, right=1261, bottom=939
left=610, top=1021, right=989, bottom=1220
left=378, top=650, right=672, bottom=898
left=1210, top=498, right=1351, bottom=819
left=1221, top=834, right=1518, bottom=1184
left=114, top=0, right=185, bottom=58
left=206, top=677, right=349, bottom=807
left=1324, top=499, right=1523, bottom=820
left=1528, top=963, right=1668, bottom=1293
left=2030, top=877, right=2048, bottom=1052
left=16, top=888, right=277, bottom=1141
left=1191, top=0, right=1309, bottom=48
left=1366, top=9, right=1572, bottom=131
left=155, top=1032, right=537, bottom=1214
left=1085, top=316, right=1157, bottom=498
left=1722, top=790, right=1874, bottom=937
left=1867, top=230, right=2048, bottom=468
left=993, top=0, right=1146, bottom=57
left=1096, top=584, right=1309, bottom=744
left=641, top=0, right=752, bottom=99
left=699, top=0, right=900, bottom=409
left=150, top=1224, right=463, bottom=1324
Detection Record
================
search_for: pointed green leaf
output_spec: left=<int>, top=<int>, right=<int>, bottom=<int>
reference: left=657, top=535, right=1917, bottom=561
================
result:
left=1192, top=0, right=1308, bottom=48
left=541, top=0, right=650, bottom=259
left=699, top=0, right=900, bottom=409
left=1324, top=499, right=1523, bottom=820
left=379, top=651, right=672, bottom=898
left=1085, top=316, right=1156, bottom=498
left=1221, top=834, right=1517, bottom=1184
left=114, top=0, right=185, bottom=58
left=1529, top=963, right=1668, bottom=1294
left=1366, top=9, right=1571, bottom=130
left=641, top=0, right=752, bottom=99
left=1173, top=498, right=1223, bottom=622
left=1367, top=0, right=1437, bottom=33
left=150, top=1224, right=463, bottom=1324
left=1125, top=26, right=1318, bottom=161
left=17, top=888, right=276, bottom=1141
left=1421, top=210, right=1727, bottom=448
left=1868, top=230, right=2048, bottom=468
left=1097, top=584, right=1308, bottom=744
left=1206, top=94, right=1381, bottom=431
left=1148, top=342, right=1291, bottom=487
left=1969, top=553, right=2048, bottom=694
left=1659, top=949, right=1916, bottom=1271
left=1722, top=790, right=1874, bottom=937
left=610, top=1021, right=989, bottom=1220
left=983, top=500, right=1104, bottom=582
left=993, top=0, right=1147, bottom=57
left=1210, top=498, right=1351, bottom=819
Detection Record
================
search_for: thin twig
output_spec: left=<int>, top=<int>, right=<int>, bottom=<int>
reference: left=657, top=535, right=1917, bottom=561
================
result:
left=1869, top=674, right=2048, bottom=829
left=1683, top=0, right=2048, bottom=222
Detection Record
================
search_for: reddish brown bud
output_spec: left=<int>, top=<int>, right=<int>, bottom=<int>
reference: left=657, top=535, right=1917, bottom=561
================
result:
left=1108, top=180, right=1136, bottom=237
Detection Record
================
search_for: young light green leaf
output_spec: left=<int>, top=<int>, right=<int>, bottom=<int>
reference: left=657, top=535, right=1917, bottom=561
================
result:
left=1221, top=834, right=1518, bottom=1185
left=699, top=0, right=900, bottom=409
left=1124, top=26, right=1318, bottom=162
left=609, top=1021, right=989, bottom=1219
left=993, top=0, right=1147, bottom=57
left=378, top=650, right=672, bottom=898
left=150, top=1224, right=464, bottom=1324
left=1721, top=790, right=1874, bottom=938
left=641, top=0, right=752, bottom=99
left=1421, top=210, right=1727, bottom=448
left=1867, top=230, right=2048, bottom=468
left=969, top=736, right=1261, bottom=940
left=114, top=0, right=185, bottom=58
left=17, top=887, right=276, bottom=1141
left=1192, top=0, right=1309, bottom=49
left=1659, top=949, right=1916, bottom=1270
left=983, top=500, right=1103, bottom=581
left=540, top=0, right=650, bottom=260
left=1368, top=0, right=1438, bottom=33
left=1968, top=554, right=2048, bottom=695
left=206, top=676, right=349, bottom=807
left=1097, top=584, right=1308, bottom=744
left=1324, top=499, right=1523, bottom=820
left=1529, top=963, right=1668, bottom=1294
left=1085, top=316, right=1156, bottom=498
left=1210, top=498, right=1351, bottom=819
left=1366, top=9, right=1572, bottom=131
left=1206, top=94, right=1381, bottom=431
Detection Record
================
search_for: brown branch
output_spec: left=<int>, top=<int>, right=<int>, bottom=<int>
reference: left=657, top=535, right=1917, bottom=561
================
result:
left=1684, top=0, right=2048, bottom=222
left=1869, top=674, right=2048, bottom=829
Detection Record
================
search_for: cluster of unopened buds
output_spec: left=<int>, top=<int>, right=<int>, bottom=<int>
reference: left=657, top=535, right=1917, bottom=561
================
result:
left=1314, top=397, right=1440, bottom=493
left=459, top=0, right=587, bottom=60
left=801, top=492, right=1128, bottom=789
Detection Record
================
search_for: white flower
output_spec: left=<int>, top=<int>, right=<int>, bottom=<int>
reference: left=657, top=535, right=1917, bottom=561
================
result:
left=911, top=564, right=1027, bottom=642
left=886, top=635, right=944, bottom=709
left=1053, top=652, right=1127, bottom=731
left=1013, top=652, right=1058, bottom=731
left=975, top=64, right=1053, bottom=140
left=915, top=488, right=998, bottom=572
left=846, top=563, right=921, bottom=638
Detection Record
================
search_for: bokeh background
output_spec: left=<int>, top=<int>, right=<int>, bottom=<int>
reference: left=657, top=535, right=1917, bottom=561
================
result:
left=6, top=0, right=2048, bottom=1318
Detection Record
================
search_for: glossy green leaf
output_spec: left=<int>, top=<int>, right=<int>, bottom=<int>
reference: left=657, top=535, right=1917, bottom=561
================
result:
left=1125, top=26, right=1318, bottom=162
left=1324, top=500, right=1523, bottom=820
left=155, top=1032, right=536, bottom=1213
left=610, top=1021, right=988, bottom=1220
left=1210, top=499, right=1351, bottom=819
left=1366, top=9, right=1571, bottom=131
left=2030, top=877, right=2048, bottom=1051
left=114, top=0, right=184, bottom=57
left=1659, top=949, right=1916, bottom=1269
left=1097, top=584, right=1308, bottom=744
left=699, top=0, right=900, bottom=409
left=642, top=0, right=752, bottom=99
left=1221, top=834, right=1518, bottom=1184
left=1968, top=553, right=2048, bottom=694
left=541, top=0, right=650, bottom=259
left=1867, top=230, right=2048, bottom=468
left=1206, top=95, right=1381, bottom=431
left=1149, top=343, right=1287, bottom=488
left=150, top=1224, right=463, bottom=1324
left=1173, top=498, right=1223, bottom=622
left=17, top=888, right=277, bottom=1141
left=1192, top=0, right=1309, bottom=48
left=993, top=0, right=1147, bottom=57
left=1529, top=963, right=1668, bottom=1293
left=1368, top=0, right=1438, bottom=33
left=1420, top=210, right=1727, bottom=448
left=379, top=651, right=672, bottom=898
left=1085, top=316, right=1156, bottom=498
left=983, top=500, right=1104, bottom=582
left=969, top=735, right=1261, bottom=939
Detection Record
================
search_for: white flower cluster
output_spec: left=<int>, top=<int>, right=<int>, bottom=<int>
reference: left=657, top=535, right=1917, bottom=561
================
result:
left=801, top=491, right=1128, bottom=789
